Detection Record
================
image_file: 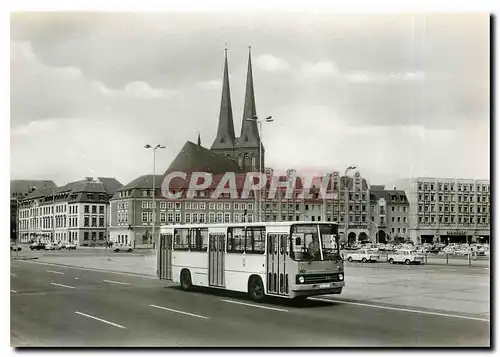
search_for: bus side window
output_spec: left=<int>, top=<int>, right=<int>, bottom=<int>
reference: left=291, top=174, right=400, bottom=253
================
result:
left=227, top=227, right=245, bottom=253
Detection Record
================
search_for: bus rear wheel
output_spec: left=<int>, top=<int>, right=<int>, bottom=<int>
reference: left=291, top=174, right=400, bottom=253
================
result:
left=248, top=276, right=265, bottom=302
left=180, top=269, right=192, bottom=291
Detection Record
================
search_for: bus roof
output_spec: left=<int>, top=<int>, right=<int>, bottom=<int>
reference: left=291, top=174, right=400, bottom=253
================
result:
left=160, top=221, right=339, bottom=230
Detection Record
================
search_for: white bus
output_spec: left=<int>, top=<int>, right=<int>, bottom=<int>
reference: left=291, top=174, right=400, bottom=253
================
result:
left=157, top=221, right=345, bottom=302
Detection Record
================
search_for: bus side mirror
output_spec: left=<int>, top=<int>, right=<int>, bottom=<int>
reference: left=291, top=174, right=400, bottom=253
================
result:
left=295, top=237, right=301, bottom=246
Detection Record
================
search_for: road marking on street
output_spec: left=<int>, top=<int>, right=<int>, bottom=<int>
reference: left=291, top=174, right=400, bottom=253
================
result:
left=310, top=298, right=490, bottom=322
left=10, top=273, right=18, bottom=277
left=150, top=304, right=209, bottom=319
left=46, top=270, right=65, bottom=275
left=51, top=282, right=75, bottom=289
left=222, top=299, right=289, bottom=312
left=103, top=280, right=131, bottom=285
left=75, top=311, right=126, bottom=329
left=21, top=260, right=157, bottom=279
left=10, top=290, right=17, bottom=293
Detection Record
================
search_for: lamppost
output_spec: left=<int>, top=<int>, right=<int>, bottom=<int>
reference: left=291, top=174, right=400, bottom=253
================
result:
left=245, top=115, right=273, bottom=222
left=145, top=144, right=166, bottom=249
left=344, top=166, right=356, bottom=242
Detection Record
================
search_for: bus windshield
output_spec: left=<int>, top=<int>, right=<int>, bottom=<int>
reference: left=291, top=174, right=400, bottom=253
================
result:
left=290, top=224, right=340, bottom=261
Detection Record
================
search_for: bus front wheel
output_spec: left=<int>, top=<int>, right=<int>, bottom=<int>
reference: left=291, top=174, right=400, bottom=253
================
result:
left=180, top=269, right=192, bottom=291
left=248, top=275, right=265, bottom=302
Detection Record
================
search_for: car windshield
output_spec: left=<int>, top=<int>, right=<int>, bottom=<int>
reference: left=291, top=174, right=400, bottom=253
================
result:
left=290, top=223, right=340, bottom=261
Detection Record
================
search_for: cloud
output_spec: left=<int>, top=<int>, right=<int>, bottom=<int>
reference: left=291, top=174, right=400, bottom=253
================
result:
left=255, top=54, right=291, bottom=72
left=196, top=79, right=221, bottom=91
left=300, top=61, right=340, bottom=79
left=125, top=81, right=174, bottom=99
left=344, top=71, right=426, bottom=83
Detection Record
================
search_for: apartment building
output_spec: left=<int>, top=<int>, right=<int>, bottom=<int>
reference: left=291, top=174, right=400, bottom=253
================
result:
left=17, top=177, right=122, bottom=245
left=10, top=180, right=56, bottom=241
left=391, top=177, right=490, bottom=244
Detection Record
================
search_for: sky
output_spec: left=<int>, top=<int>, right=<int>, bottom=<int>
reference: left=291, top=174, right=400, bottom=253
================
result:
left=10, top=12, right=490, bottom=187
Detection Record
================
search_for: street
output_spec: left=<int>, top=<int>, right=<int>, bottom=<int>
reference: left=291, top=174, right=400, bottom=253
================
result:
left=11, top=259, right=490, bottom=347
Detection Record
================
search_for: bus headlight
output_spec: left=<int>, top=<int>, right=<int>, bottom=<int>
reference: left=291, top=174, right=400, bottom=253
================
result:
left=338, top=273, right=344, bottom=281
left=298, top=276, right=305, bottom=284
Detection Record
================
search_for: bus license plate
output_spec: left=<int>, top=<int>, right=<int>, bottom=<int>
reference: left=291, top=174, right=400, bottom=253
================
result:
left=320, top=283, right=331, bottom=288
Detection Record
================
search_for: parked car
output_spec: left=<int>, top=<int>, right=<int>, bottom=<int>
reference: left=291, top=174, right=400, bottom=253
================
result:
left=44, top=243, right=56, bottom=251
left=388, top=250, right=424, bottom=265
left=30, top=242, right=46, bottom=250
left=10, top=244, right=22, bottom=252
left=66, top=243, right=77, bottom=250
left=52, top=243, right=64, bottom=250
left=345, top=249, right=380, bottom=263
left=113, top=243, right=133, bottom=253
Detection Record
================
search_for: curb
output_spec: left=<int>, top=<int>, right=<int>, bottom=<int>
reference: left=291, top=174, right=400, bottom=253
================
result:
left=11, top=256, right=39, bottom=261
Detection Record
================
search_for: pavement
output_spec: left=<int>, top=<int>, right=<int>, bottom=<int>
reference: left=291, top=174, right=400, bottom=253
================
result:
left=10, top=259, right=490, bottom=347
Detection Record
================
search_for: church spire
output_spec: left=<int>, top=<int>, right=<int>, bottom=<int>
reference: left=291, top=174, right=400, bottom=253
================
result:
left=211, top=47, right=236, bottom=150
left=239, top=45, right=260, bottom=147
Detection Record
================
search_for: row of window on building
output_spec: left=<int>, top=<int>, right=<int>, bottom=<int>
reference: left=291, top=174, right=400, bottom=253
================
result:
left=418, top=182, right=490, bottom=192
left=372, top=206, right=409, bottom=213
left=82, top=216, right=105, bottom=228
left=58, top=231, right=107, bottom=241
left=390, top=216, right=408, bottom=223
left=418, top=205, right=490, bottom=214
left=21, top=215, right=106, bottom=230
left=118, top=200, right=373, bottom=213
left=132, top=211, right=370, bottom=225
left=20, top=204, right=106, bottom=217
left=391, top=227, right=407, bottom=234
left=418, top=194, right=489, bottom=203
left=417, top=215, right=490, bottom=225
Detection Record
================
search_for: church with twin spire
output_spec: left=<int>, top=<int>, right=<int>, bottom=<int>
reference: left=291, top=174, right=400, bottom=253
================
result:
left=209, top=47, right=264, bottom=173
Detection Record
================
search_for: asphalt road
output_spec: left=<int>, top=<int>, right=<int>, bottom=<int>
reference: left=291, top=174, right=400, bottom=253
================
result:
left=10, top=260, right=490, bottom=347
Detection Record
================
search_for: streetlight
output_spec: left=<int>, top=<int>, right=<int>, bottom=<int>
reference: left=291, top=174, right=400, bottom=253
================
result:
left=245, top=115, right=273, bottom=222
left=344, top=165, right=356, bottom=242
left=145, top=144, right=166, bottom=249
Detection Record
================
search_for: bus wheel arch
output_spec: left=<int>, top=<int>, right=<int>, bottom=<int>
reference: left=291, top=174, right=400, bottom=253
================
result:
left=180, top=269, right=192, bottom=291
left=248, top=275, right=265, bottom=302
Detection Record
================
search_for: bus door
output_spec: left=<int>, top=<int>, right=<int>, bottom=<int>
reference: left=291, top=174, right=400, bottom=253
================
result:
left=266, top=233, right=288, bottom=296
left=208, top=233, right=225, bottom=287
left=158, top=234, right=172, bottom=280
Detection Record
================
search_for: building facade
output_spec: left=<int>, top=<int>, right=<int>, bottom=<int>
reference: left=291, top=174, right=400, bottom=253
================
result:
left=10, top=180, right=56, bottom=242
left=17, top=177, right=122, bottom=245
left=391, top=178, right=490, bottom=244
left=370, top=186, right=410, bottom=243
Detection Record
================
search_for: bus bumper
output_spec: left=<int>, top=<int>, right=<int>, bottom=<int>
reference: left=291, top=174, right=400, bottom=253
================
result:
left=290, top=281, right=345, bottom=298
